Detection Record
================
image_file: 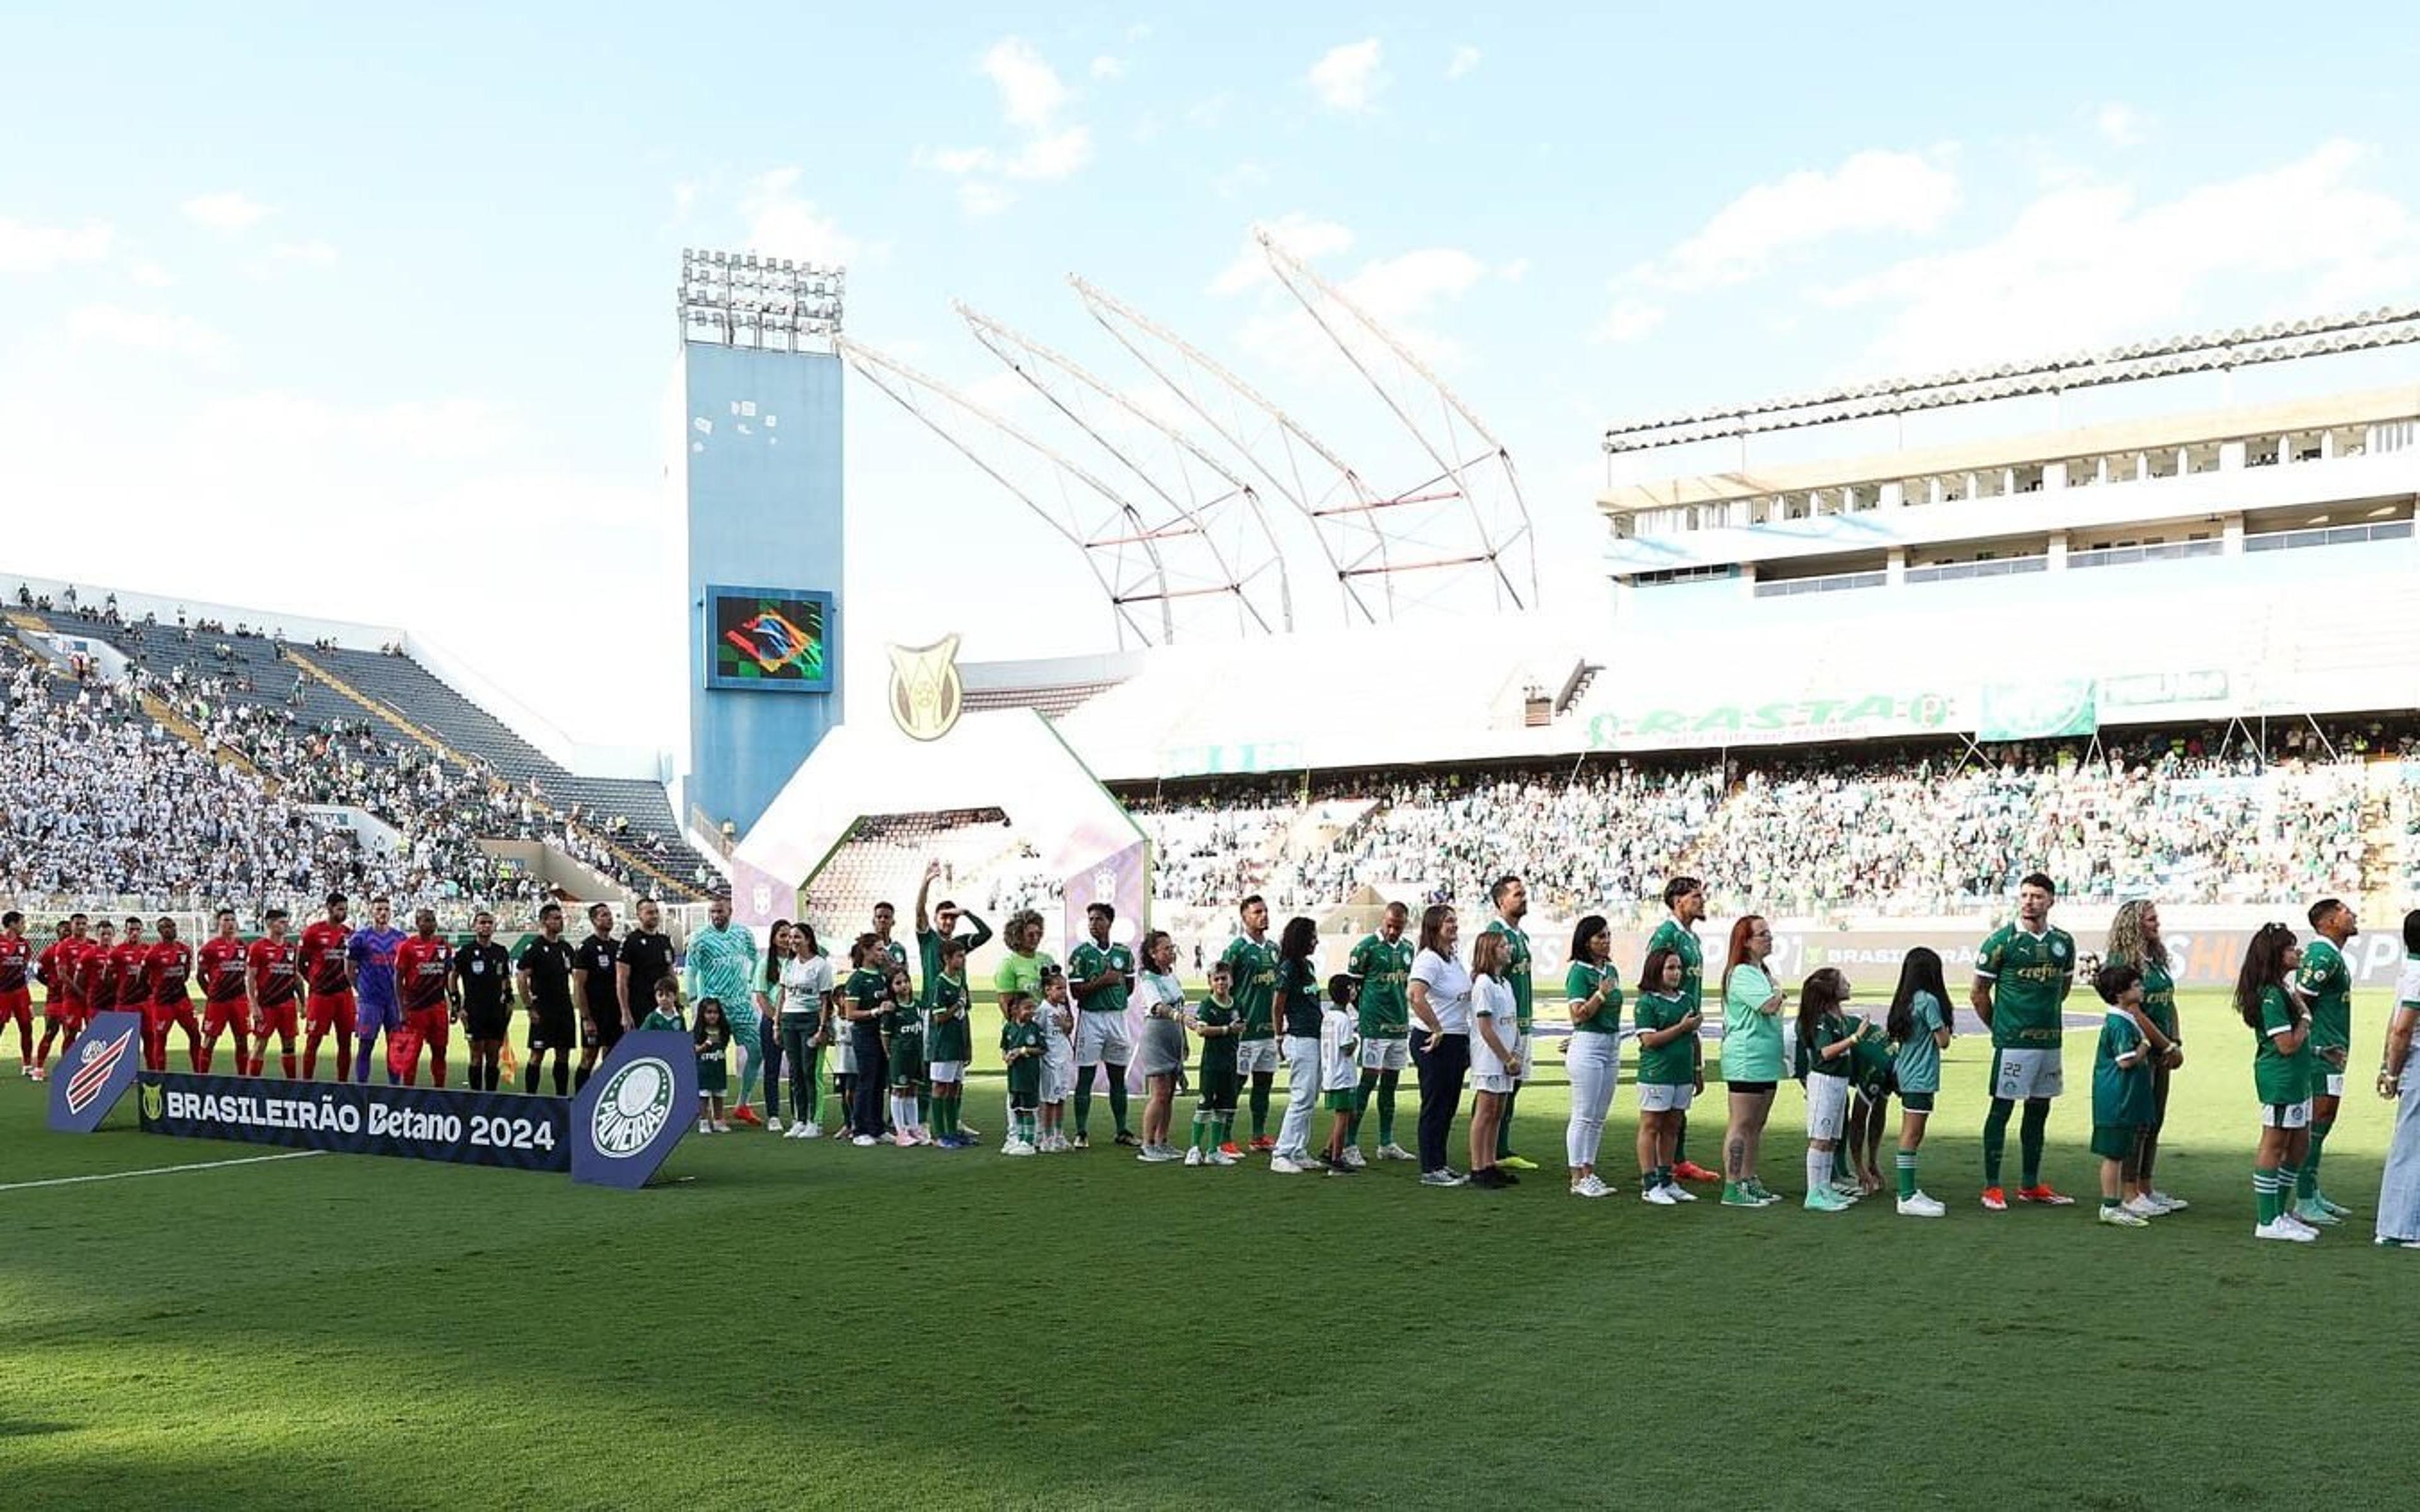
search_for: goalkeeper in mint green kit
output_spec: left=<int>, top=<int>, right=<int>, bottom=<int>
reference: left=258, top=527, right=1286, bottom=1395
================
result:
left=684, top=897, right=764, bottom=1125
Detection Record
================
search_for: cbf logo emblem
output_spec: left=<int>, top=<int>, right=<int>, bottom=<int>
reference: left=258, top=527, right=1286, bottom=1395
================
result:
left=592, top=1057, right=676, bottom=1157
left=141, top=1082, right=164, bottom=1121
left=887, top=634, right=964, bottom=743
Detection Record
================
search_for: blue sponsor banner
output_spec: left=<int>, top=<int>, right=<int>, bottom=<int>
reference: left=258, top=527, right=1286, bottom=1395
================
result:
left=137, top=1073, right=571, bottom=1172
left=47, top=1011, right=144, bottom=1133
left=570, top=1030, right=697, bottom=1189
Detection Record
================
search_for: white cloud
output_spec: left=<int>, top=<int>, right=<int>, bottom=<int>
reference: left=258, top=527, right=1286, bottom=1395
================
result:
left=1498, top=257, right=1531, bottom=284
left=925, top=36, right=1095, bottom=213
left=182, top=192, right=270, bottom=233
left=125, top=259, right=173, bottom=289
left=1446, top=45, right=1482, bottom=80
left=1213, top=161, right=1270, bottom=200
left=1819, top=139, right=2420, bottom=372
left=0, top=218, right=113, bottom=274
left=739, top=168, right=863, bottom=264
left=1188, top=94, right=1233, bottom=130
left=270, top=239, right=338, bottom=266
left=1236, top=238, right=1490, bottom=375
left=1307, top=38, right=1386, bottom=113
left=1209, top=214, right=1354, bottom=294
left=2095, top=102, right=2148, bottom=147
left=67, top=303, right=231, bottom=359
left=1654, top=148, right=1959, bottom=292
left=1090, top=55, right=1124, bottom=81
left=1599, top=297, right=1666, bottom=343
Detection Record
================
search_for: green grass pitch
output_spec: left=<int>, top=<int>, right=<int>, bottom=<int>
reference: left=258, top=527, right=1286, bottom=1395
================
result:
left=1, top=989, right=2409, bottom=1509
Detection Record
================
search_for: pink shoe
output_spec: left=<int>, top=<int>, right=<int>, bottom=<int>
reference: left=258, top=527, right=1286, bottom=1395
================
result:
left=894, top=1131, right=916, bottom=1148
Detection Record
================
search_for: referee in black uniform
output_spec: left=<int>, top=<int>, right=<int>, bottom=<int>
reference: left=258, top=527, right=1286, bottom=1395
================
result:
left=516, top=902, right=579, bottom=1097
left=451, top=909, right=514, bottom=1092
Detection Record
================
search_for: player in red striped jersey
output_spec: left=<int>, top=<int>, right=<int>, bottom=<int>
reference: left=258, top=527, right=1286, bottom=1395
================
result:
left=79, top=920, right=119, bottom=1033
left=112, top=916, right=152, bottom=1024
left=0, top=911, right=33, bottom=1074
left=298, top=893, right=356, bottom=1082
left=246, top=907, right=301, bottom=1079
left=31, top=913, right=86, bottom=1079
left=195, top=908, right=251, bottom=1075
left=143, top=917, right=202, bottom=1073
left=394, top=907, right=455, bottom=1087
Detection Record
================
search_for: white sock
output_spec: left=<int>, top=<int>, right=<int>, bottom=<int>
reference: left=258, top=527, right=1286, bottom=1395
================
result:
left=1807, top=1150, right=1827, bottom=1191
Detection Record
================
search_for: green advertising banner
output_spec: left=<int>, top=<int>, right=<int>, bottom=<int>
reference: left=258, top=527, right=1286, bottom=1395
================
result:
left=1585, top=691, right=1955, bottom=752
left=1976, top=679, right=2097, bottom=742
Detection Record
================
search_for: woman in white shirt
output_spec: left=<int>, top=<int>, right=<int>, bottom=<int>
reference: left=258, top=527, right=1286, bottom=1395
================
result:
left=1409, top=903, right=1473, bottom=1189
left=776, top=924, right=834, bottom=1138
left=1132, top=929, right=1189, bottom=1163
left=1466, top=930, right=1521, bottom=1190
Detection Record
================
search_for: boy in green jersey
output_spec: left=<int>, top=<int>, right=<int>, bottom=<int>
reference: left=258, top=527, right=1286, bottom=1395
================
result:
left=2089, top=963, right=2174, bottom=1228
left=2294, top=899, right=2359, bottom=1222
left=925, top=937, right=974, bottom=1150
left=642, top=976, right=686, bottom=1033
left=1187, top=962, right=1242, bottom=1166
left=1000, top=992, right=1044, bottom=1155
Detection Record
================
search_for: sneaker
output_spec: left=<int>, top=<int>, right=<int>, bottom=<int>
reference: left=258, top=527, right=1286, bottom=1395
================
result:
left=1804, top=1187, right=1852, bottom=1213
left=697, top=1118, right=713, bottom=1134
left=1981, top=1186, right=2009, bottom=1211
left=831, top=1124, right=852, bottom=1140
left=1419, top=1168, right=1467, bottom=1188
left=1470, top=1167, right=1510, bottom=1189
left=1376, top=1142, right=1416, bottom=1162
left=1674, top=1160, right=1723, bottom=1184
left=1571, top=1174, right=1614, bottom=1199
left=1002, top=1140, right=1035, bottom=1157
left=893, top=1131, right=916, bottom=1148
left=1249, top=1136, right=1276, bottom=1152
left=731, top=1104, right=763, bottom=1126
left=2293, top=1199, right=2342, bottom=1227
left=1114, top=1131, right=1141, bottom=1148
left=2099, top=1205, right=2150, bottom=1228
left=2122, top=1195, right=2165, bottom=1220
left=1209, top=1149, right=1240, bottom=1167
left=1897, top=1193, right=1947, bottom=1218
left=957, top=1124, right=982, bottom=1140
left=26, top=1066, right=43, bottom=1082
left=714, top=1120, right=732, bottom=1132
left=1641, top=1184, right=1680, bottom=1206
left=2319, top=1193, right=2351, bottom=1218
left=1669, top=1183, right=1698, bottom=1201
left=1720, top=1183, right=1765, bottom=1208
left=852, top=1134, right=877, bottom=1147
left=2017, top=1185, right=2075, bottom=1206
left=1831, top=1178, right=1863, bottom=1199
left=1269, top=1155, right=1308, bottom=1174
left=1218, top=1142, right=1243, bottom=1158
left=1138, top=1146, right=1179, bottom=1164
left=1071, top=1133, right=1090, bottom=1150
left=765, top=1116, right=784, bottom=1133
left=1499, top=1154, right=1540, bottom=1172
left=2256, top=1217, right=2316, bottom=1242
left=1183, top=1147, right=1204, bottom=1167
left=1340, top=1146, right=1368, bottom=1170
left=2148, top=1189, right=2188, bottom=1211
left=2278, top=1210, right=2320, bottom=1238
left=2375, top=1235, right=2414, bottom=1247
left=799, top=1121, right=822, bottom=1140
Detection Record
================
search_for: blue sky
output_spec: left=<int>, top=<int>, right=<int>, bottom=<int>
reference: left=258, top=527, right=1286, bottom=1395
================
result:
left=4, top=2, right=2416, bottom=750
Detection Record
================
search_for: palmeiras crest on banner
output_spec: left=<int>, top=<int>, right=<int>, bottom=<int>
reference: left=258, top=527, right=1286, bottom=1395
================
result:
left=887, top=634, right=964, bottom=742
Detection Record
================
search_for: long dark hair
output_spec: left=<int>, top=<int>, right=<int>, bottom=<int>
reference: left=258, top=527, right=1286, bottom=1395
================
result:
left=763, top=920, right=792, bottom=987
left=1278, top=915, right=1317, bottom=994
left=1798, top=968, right=1849, bottom=1048
left=1569, top=914, right=1610, bottom=966
left=1417, top=903, right=1456, bottom=959
left=792, top=922, right=822, bottom=959
left=2234, top=923, right=2298, bottom=1031
left=1639, top=946, right=1681, bottom=999
left=1886, top=948, right=1950, bottom=1045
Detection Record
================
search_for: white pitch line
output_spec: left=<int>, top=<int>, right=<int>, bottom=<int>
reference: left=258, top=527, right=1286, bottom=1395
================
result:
left=0, top=1148, right=327, bottom=1192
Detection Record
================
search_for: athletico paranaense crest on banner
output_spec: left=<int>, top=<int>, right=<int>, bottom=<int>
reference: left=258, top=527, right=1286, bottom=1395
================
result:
left=888, top=635, right=964, bottom=742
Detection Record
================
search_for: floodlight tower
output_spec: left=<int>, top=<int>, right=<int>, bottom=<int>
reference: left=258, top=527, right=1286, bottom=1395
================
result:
left=677, top=248, right=848, bottom=841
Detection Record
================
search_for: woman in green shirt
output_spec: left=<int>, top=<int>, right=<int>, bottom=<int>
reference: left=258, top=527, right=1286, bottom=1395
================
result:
left=2104, top=900, right=2187, bottom=1214
left=1561, top=915, right=1622, bottom=1200
left=1717, top=915, right=1786, bottom=1208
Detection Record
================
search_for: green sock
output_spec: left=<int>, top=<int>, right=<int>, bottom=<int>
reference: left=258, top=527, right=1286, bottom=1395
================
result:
left=1107, top=1074, right=1129, bottom=1135
left=1376, top=1070, right=1398, bottom=1144
left=1672, top=1113, right=1688, bottom=1166
left=1190, top=1114, right=1209, bottom=1152
left=1073, top=1079, right=1092, bottom=1137
left=2017, top=1101, right=2048, bottom=1186
left=2255, top=1167, right=2279, bottom=1223
left=1349, top=1071, right=1378, bottom=1145
left=1982, top=1099, right=2012, bottom=1185
left=1496, top=1085, right=1519, bottom=1158
left=2100, top=1196, right=2119, bottom=1211
left=1896, top=1151, right=1917, bottom=1200
left=2302, top=1121, right=2332, bottom=1199
left=1250, top=1077, right=1270, bottom=1138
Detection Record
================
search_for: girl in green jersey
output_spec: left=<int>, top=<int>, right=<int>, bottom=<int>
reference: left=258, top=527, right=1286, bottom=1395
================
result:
left=2237, top=924, right=2318, bottom=1241
left=694, top=999, right=732, bottom=1133
left=1884, top=948, right=1953, bottom=1217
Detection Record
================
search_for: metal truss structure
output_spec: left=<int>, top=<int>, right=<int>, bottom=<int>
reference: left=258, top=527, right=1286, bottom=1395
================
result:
left=955, top=302, right=1293, bottom=638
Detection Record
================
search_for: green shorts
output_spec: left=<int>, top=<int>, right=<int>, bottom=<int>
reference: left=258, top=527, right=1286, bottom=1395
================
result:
left=2089, top=1122, right=2140, bottom=1160
left=1197, top=1060, right=1240, bottom=1112
left=1322, top=1087, right=1356, bottom=1112
left=1899, top=1090, right=1935, bottom=1113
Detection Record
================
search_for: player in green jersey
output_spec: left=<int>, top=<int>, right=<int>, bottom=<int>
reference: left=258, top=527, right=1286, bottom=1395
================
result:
left=1068, top=902, right=1138, bottom=1148
left=1482, top=877, right=1538, bottom=1171
left=1218, top=896, right=1282, bottom=1153
left=2295, top=898, right=2360, bottom=1223
left=1000, top=992, right=1044, bottom=1155
left=2087, top=963, right=2157, bottom=1228
left=1647, top=876, right=1720, bottom=1184
left=1633, top=946, right=1703, bottom=1203
left=1795, top=968, right=1860, bottom=1212
left=1345, top=902, right=1415, bottom=1164
left=2104, top=901, right=2189, bottom=1216
left=916, top=859, right=994, bottom=1143
left=925, top=937, right=975, bottom=1149
left=1972, top=872, right=2078, bottom=1210
left=1186, top=961, right=1243, bottom=1166
left=2238, top=923, right=2319, bottom=1241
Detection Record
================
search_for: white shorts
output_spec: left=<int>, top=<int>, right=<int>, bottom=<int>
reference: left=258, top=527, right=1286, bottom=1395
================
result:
left=1637, top=1082, right=1695, bottom=1114
left=927, top=1060, right=966, bottom=1083
left=1806, top=1072, right=1850, bottom=1141
left=2322, top=1072, right=2346, bottom=1099
left=1358, top=1036, right=1410, bottom=1072
left=1075, top=1011, right=1134, bottom=1067
left=1990, top=1046, right=2065, bottom=1101
left=1042, top=1045, right=1076, bottom=1103
left=1473, top=1068, right=1518, bottom=1096
left=2261, top=1096, right=2313, bottom=1129
left=833, top=1037, right=857, bottom=1076
left=1236, top=1038, right=1280, bottom=1076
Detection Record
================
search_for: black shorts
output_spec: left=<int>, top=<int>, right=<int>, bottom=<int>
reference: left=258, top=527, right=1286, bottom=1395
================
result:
left=1727, top=1080, right=1777, bottom=1095
left=463, top=1006, right=509, bottom=1041
left=529, top=1008, right=575, bottom=1051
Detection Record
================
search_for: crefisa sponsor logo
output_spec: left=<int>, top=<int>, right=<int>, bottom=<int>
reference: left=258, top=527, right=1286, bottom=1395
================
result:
left=591, top=1057, right=676, bottom=1157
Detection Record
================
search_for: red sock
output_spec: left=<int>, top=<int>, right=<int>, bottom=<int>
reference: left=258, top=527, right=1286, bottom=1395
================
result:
left=303, top=1037, right=321, bottom=1080
left=430, top=1057, right=447, bottom=1089
left=280, top=1051, right=297, bottom=1079
left=34, top=1026, right=55, bottom=1070
left=334, top=1036, right=352, bottom=1083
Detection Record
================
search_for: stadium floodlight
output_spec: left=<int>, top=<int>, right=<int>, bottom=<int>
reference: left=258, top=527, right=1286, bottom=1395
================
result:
left=679, top=245, right=846, bottom=353
left=1602, top=302, right=2420, bottom=454
left=956, top=301, right=1295, bottom=639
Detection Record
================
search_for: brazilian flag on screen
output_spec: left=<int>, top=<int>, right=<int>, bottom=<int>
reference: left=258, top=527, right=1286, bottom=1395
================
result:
left=714, top=594, right=827, bottom=685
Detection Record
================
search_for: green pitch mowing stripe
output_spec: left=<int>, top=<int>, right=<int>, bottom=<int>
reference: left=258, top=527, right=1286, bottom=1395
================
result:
left=0, top=989, right=2407, bottom=1509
